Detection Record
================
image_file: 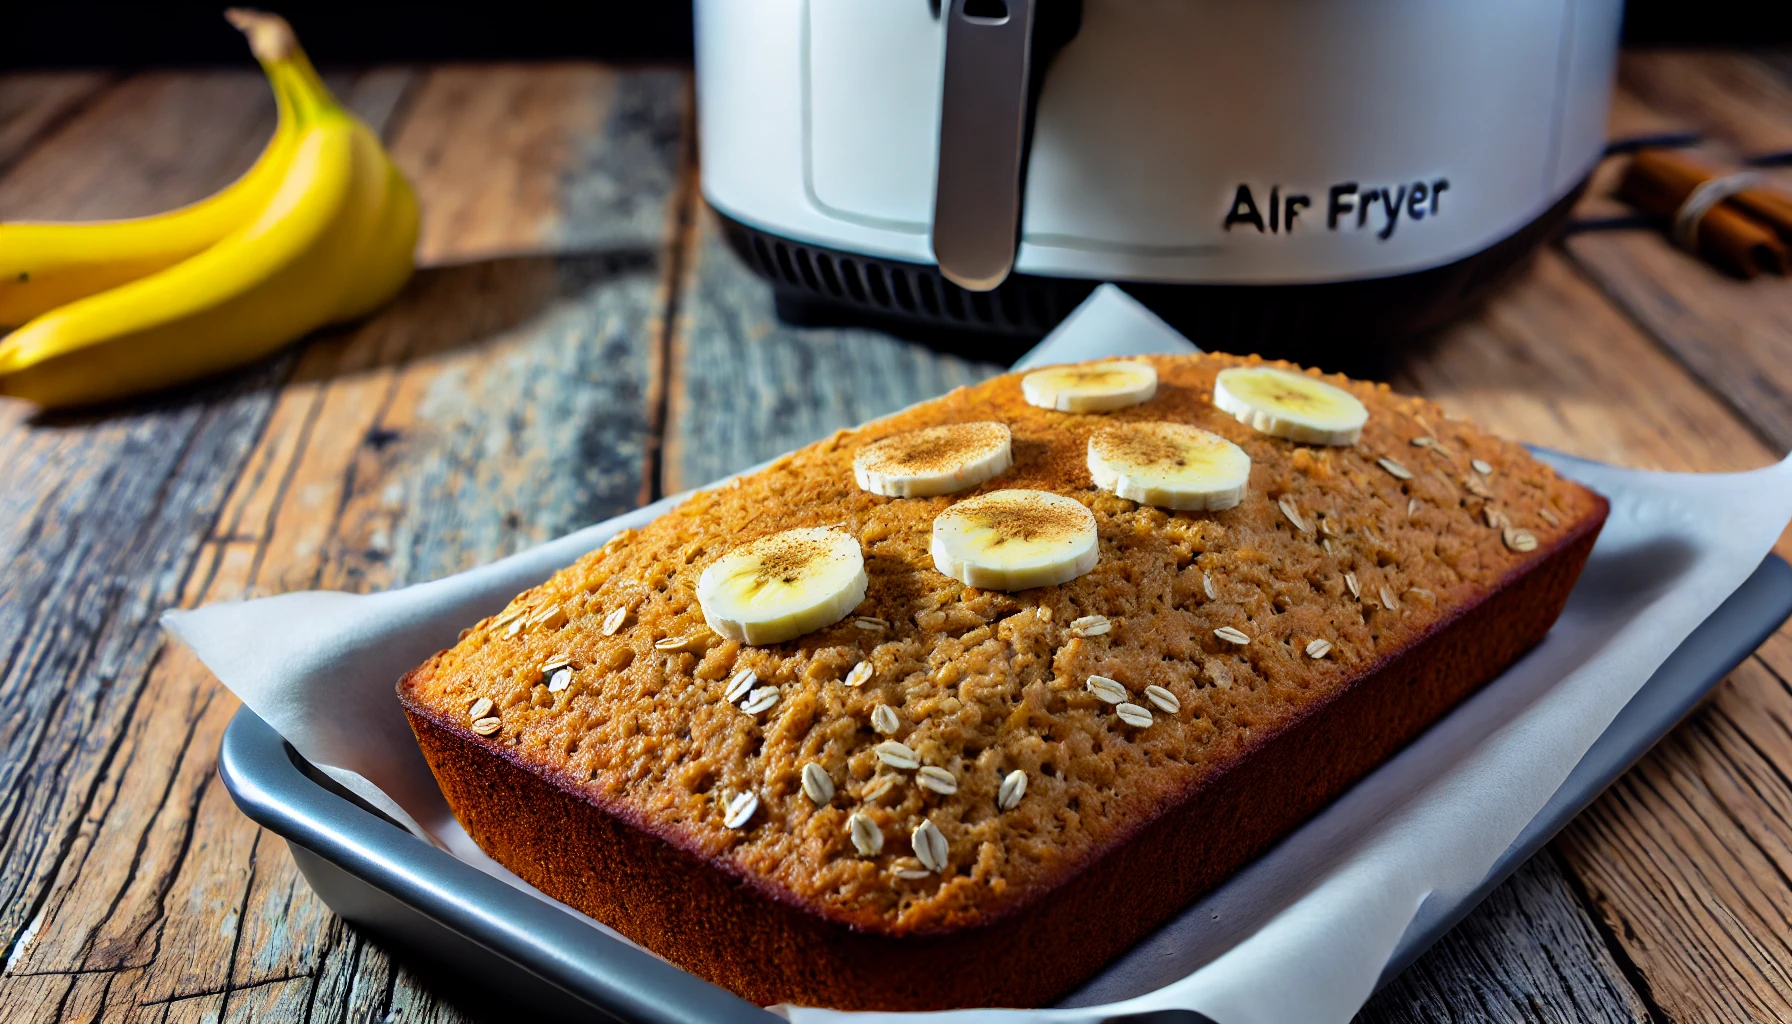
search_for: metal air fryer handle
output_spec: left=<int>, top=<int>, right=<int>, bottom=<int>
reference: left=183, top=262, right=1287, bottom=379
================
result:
left=932, top=0, right=1037, bottom=292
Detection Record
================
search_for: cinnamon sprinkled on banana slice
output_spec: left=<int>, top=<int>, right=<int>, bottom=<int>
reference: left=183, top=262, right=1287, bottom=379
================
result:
left=930, top=489, right=1098, bottom=591
left=1213, top=367, right=1368, bottom=446
left=853, top=422, right=1012, bottom=497
left=1021, top=360, right=1157, bottom=412
left=696, top=527, right=866, bottom=645
left=1087, top=421, right=1251, bottom=511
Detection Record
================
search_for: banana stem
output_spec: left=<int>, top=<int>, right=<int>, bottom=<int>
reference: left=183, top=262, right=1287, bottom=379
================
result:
left=225, top=9, right=341, bottom=123
left=224, top=9, right=297, bottom=61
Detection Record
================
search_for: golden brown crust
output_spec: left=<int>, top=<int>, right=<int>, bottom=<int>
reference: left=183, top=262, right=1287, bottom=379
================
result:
left=397, top=352, right=1607, bottom=1008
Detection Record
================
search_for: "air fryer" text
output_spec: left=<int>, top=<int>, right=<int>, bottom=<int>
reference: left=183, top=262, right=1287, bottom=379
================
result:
left=1222, top=179, right=1451, bottom=241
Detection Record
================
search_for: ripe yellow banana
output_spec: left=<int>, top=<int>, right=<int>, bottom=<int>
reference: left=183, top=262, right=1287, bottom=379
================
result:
left=0, top=10, right=418, bottom=408
left=0, top=12, right=306, bottom=328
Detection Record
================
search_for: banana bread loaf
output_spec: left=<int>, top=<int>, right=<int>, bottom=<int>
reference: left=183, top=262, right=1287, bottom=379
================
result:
left=399, top=353, right=1605, bottom=1010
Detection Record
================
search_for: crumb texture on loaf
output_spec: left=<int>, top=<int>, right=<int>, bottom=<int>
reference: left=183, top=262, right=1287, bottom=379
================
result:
left=399, top=353, right=1602, bottom=937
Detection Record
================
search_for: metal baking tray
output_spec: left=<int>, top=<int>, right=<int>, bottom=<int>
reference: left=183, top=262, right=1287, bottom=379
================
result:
left=219, top=554, right=1792, bottom=1024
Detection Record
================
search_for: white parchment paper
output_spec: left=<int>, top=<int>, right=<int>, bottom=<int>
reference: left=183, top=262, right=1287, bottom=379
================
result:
left=165, top=286, right=1792, bottom=1023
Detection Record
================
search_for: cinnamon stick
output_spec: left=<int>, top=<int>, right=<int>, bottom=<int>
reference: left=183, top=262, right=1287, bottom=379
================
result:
left=1732, top=187, right=1792, bottom=243
left=1617, top=149, right=1790, bottom=277
left=1643, top=148, right=1792, bottom=242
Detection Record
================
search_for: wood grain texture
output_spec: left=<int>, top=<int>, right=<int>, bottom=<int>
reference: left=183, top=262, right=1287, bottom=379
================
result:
left=1553, top=633, right=1792, bottom=1024
left=1523, top=53, right=1792, bottom=1024
left=389, top=64, right=685, bottom=266
left=1358, top=855, right=1652, bottom=1024
left=1394, top=249, right=1777, bottom=474
left=0, top=68, right=416, bottom=222
left=0, top=67, right=425, bottom=1024
left=1618, top=51, right=1792, bottom=156
left=0, top=73, right=112, bottom=177
left=0, top=70, right=274, bottom=220
left=0, top=63, right=688, bottom=1024
left=1564, top=52, right=1792, bottom=453
left=663, top=208, right=1006, bottom=494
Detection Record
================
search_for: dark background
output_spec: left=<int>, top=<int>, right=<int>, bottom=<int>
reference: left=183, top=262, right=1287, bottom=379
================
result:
left=1, top=4, right=695, bottom=68
left=1, top=1, right=1785, bottom=69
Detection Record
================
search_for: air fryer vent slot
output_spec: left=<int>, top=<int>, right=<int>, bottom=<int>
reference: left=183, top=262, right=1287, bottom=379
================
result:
left=719, top=215, right=1089, bottom=337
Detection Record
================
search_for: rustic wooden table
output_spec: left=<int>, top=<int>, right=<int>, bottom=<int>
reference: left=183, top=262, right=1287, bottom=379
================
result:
left=2, top=52, right=1791, bottom=1024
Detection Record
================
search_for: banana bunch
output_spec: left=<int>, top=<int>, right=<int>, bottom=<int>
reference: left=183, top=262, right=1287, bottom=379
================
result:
left=0, top=10, right=418, bottom=408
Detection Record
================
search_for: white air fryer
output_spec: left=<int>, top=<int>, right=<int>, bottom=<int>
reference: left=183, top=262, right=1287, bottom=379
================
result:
left=695, top=0, right=1622, bottom=351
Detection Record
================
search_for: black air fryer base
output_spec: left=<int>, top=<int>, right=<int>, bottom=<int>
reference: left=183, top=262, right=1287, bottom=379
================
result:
left=717, top=179, right=1588, bottom=367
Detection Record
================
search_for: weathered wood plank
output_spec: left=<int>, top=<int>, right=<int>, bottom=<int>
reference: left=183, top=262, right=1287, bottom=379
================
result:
left=0, top=67, right=415, bottom=223
left=0, top=973, right=78, bottom=1024
left=1554, top=640, right=1792, bottom=1024
left=5, top=634, right=248, bottom=981
left=306, top=921, right=394, bottom=1024
left=1563, top=52, right=1792, bottom=453
left=217, top=976, right=313, bottom=1023
left=1566, top=223, right=1792, bottom=455
left=1518, top=54, right=1792, bottom=1024
left=0, top=69, right=421, bottom=1021
left=0, top=71, right=275, bottom=220
left=0, top=72, right=113, bottom=177
left=56, top=972, right=110, bottom=1023
left=0, top=371, right=287, bottom=976
left=329, top=255, right=662, bottom=584
left=553, top=69, right=692, bottom=256
left=388, top=64, right=678, bottom=266
left=1618, top=50, right=1792, bottom=156
left=1394, top=249, right=1778, bottom=474
left=390, top=64, right=606, bottom=264
left=662, top=208, right=1007, bottom=493
left=3, top=537, right=258, bottom=988
left=0, top=64, right=688, bottom=1024
left=1358, top=855, right=1651, bottom=1024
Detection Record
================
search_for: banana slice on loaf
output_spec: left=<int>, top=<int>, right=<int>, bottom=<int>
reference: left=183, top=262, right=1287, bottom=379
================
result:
left=1087, top=421, right=1252, bottom=511
left=930, top=489, right=1098, bottom=591
left=853, top=422, right=1012, bottom=497
left=1020, top=360, right=1157, bottom=413
left=1213, top=366, right=1367, bottom=445
left=697, top=527, right=867, bottom=645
